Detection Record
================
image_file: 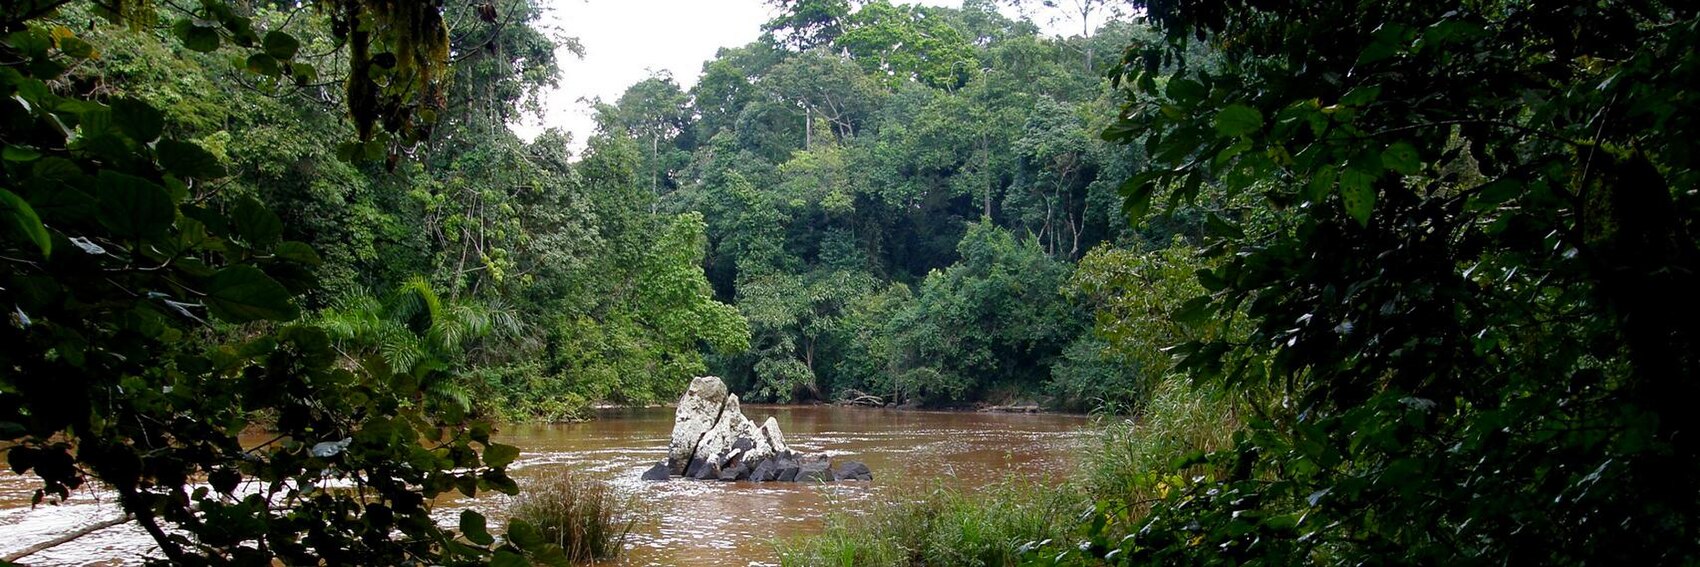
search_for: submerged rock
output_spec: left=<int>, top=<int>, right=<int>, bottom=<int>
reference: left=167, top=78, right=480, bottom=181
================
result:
left=834, top=461, right=873, bottom=481
left=641, top=462, right=671, bottom=481
left=648, top=376, right=870, bottom=483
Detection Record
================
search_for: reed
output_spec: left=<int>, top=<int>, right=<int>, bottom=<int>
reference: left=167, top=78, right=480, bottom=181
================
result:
left=775, top=481, right=1080, bottom=567
left=508, top=470, right=637, bottom=563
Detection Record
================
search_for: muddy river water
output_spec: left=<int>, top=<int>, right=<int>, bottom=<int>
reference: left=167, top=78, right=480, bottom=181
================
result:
left=0, top=406, right=1091, bottom=565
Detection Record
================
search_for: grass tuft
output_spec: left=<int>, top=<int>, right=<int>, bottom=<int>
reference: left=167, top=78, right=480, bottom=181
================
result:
left=509, top=470, right=638, bottom=563
left=776, top=482, right=1082, bottom=567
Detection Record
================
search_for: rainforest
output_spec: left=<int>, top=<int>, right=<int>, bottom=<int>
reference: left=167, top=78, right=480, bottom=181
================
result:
left=2, top=0, right=1698, bottom=565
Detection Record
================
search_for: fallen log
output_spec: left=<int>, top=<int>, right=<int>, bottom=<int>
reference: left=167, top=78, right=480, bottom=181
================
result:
left=3, top=514, right=133, bottom=563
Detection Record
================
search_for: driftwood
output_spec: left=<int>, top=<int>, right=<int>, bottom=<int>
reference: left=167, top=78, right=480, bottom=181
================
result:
left=835, top=390, right=885, bottom=407
left=981, top=404, right=1042, bottom=413
left=3, top=514, right=133, bottom=563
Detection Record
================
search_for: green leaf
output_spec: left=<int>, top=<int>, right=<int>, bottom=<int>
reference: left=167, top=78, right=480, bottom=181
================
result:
left=1174, top=296, right=1215, bottom=328
left=232, top=196, right=282, bottom=247
left=246, top=53, right=280, bottom=77
left=274, top=241, right=322, bottom=265
left=205, top=265, right=299, bottom=323
left=1213, top=104, right=1263, bottom=138
left=96, top=171, right=174, bottom=239
left=111, top=97, right=163, bottom=143
left=1473, top=179, right=1523, bottom=207
left=290, top=62, right=318, bottom=86
left=1307, top=165, right=1338, bottom=203
left=3, top=146, right=42, bottom=162
left=1340, top=168, right=1377, bottom=226
left=505, top=519, right=546, bottom=549
left=459, top=510, right=495, bottom=546
left=262, top=31, right=300, bottom=60
left=1380, top=142, right=1421, bottom=175
left=157, top=139, right=227, bottom=179
left=490, top=550, right=528, bottom=567
left=1165, top=78, right=1207, bottom=103
left=1340, top=86, right=1382, bottom=107
left=1119, top=175, right=1157, bottom=223
left=483, top=443, right=520, bottom=468
left=0, top=189, right=51, bottom=257
left=172, top=20, right=220, bottom=52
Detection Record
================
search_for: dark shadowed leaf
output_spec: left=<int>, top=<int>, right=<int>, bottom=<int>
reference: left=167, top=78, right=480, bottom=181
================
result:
left=157, top=139, right=227, bottom=179
left=111, top=97, right=163, bottom=143
left=1214, top=104, right=1263, bottom=137
left=95, top=171, right=174, bottom=239
left=483, top=443, right=519, bottom=468
left=460, top=510, right=495, bottom=545
left=172, top=20, right=220, bottom=52
left=232, top=196, right=282, bottom=247
left=0, top=189, right=51, bottom=257
left=205, top=265, right=299, bottom=323
left=262, top=31, right=300, bottom=60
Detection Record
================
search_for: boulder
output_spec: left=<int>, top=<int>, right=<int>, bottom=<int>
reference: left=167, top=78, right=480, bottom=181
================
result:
left=717, top=461, right=750, bottom=482
left=776, top=462, right=801, bottom=482
left=687, top=457, right=716, bottom=480
left=750, top=458, right=781, bottom=482
left=641, top=462, right=671, bottom=481
left=833, top=461, right=873, bottom=481
left=654, top=376, right=870, bottom=483
left=668, top=377, right=730, bottom=474
left=796, top=460, right=833, bottom=482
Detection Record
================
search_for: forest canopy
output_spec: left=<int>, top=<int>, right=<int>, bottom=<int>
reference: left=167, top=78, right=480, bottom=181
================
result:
left=4, top=0, right=1698, bottom=564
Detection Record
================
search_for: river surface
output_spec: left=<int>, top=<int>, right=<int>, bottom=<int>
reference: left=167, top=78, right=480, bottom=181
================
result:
left=0, top=406, right=1090, bottom=566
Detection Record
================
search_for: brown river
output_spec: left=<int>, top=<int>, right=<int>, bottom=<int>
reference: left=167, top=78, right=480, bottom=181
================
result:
left=0, top=406, right=1091, bottom=566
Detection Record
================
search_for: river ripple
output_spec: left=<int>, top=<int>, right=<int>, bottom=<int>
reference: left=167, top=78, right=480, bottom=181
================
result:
left=0, top=405, right=1090, bottom=566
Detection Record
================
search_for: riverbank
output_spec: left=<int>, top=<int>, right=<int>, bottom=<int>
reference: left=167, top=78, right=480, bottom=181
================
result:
left=775, top=378, right=1239, bottom=566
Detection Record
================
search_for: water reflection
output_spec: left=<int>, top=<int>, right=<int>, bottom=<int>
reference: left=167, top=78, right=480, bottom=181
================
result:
left=0, top=406, right=1089, bottom=566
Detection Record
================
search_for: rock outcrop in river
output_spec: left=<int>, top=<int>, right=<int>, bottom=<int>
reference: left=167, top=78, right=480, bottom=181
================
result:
left=641, top=376, right=872, bottom=482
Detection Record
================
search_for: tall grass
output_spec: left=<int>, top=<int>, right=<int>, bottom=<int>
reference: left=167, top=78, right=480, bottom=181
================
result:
left=775, top=482, right=1082, bottom=567
left=508, top=471, right=638, bottom=563
left=1082, top=377, right=1240, bottom=515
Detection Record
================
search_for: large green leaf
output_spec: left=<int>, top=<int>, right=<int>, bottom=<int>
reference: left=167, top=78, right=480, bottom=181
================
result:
left=1380, top=141, right=1421, bottom=175
left=95, top=171, right=174, bottom=239
left=172, top=20, right=220, bottom=52
left=205, top=265, right=299, bottom=323
left=1214, top=104, right=1264, bottom=137
left=490, top=551, right=528, bottom=567
left=459, top=510, right=494, bottom=546
left=483, top=443, right=519, bottom=468
left=232, top=196, right=282, bottom=247
left=263, top=31, right=300, bottom=60
left=505, top=519, right=546, bottom=549
left=0, top=188, right=51, bottom=257
left=1339, top=168, right=1378, bottom=227
left=111, top=98, right=163, bottom=143
left=157, top=139, right=227, bottom=179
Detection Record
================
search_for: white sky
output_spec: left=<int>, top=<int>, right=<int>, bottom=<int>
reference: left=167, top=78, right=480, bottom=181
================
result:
left=511, top=0, right=1091, bottom=150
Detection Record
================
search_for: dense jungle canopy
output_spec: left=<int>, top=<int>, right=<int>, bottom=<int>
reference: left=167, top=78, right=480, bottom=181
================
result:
left=1, top=0, right=1697, bottom=564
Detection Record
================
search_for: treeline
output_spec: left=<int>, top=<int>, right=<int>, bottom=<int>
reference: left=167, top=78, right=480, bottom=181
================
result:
left=45, top=0, right=1200, bottom=418
left=594, top=0, right=1204, bottom=409
left=51, top=1, right=747, bottom=420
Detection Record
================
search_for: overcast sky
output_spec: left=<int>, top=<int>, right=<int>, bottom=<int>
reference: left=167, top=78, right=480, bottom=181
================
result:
left=511, top=0, right=1089, bottom=150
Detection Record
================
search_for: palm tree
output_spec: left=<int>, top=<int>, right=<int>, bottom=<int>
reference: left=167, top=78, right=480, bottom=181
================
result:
left=317, top=277, right=523, bottom=413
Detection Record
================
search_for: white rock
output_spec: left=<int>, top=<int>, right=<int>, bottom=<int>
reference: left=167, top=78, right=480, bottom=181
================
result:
left=760, top=417, right=789, bottom=454
left=668, top=376, right=729, bottom=474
